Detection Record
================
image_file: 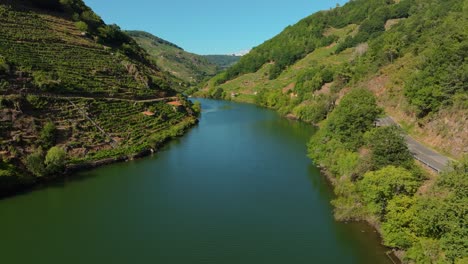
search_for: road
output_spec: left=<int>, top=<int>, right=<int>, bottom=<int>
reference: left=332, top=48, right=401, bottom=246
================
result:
left=377, top=117, right=451, bottom=173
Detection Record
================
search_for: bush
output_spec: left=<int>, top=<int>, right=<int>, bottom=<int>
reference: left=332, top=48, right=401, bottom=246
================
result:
left=26, top=148, right=46, bottom=177
left=0, top=56, right=10, bottom=74
left=40, top=121, right=56, bottom=148
left=45, top=146, right=66, bottom=174
left=75, top=21, right=88, bottom=32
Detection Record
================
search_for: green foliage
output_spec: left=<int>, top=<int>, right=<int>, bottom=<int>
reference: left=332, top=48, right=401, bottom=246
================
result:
left=293, top=95, right=333, bottom=124
left=406, top=238, right=449, bottom=264
left=294, top=66, right=334, bottom=98
left=192, top=101, right=202, bottom=115
left=409, top=160, right=468, bottom=262
left=32, top=71, right=60, bottom=91
left=127, top=30, right=220, bottom=85
left=75, top=21, right=88, bottom=32
left=25, top=148, right=46, bottom=177
left=365, top=126, right=413, bottom=170
left=381, top=195, right=417, bottom=249
left=326, top=88, right=382, bottom=150
left=405, top=28, right=468, bottom=116
left=40, top=121, right=56, bottom=148
left=220, top=0, right=401, bottom=82
left=0, top=55, right=9, bottom=74
left=0, top=160, right=21, bottom=195
left=203, top=55, right=241, bottom=69
left=357, top=166, right=420, bottom=218
left=211, top=87, right=225, bottom=99
left=45, top=146, right=66, bottom=174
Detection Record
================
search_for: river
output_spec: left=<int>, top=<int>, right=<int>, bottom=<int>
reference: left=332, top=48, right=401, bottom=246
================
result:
left=0, top=99, right=392, bottom=264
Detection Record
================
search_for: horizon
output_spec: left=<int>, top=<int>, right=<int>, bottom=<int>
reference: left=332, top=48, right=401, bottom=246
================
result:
left=83, top=0, right=349, bottom=55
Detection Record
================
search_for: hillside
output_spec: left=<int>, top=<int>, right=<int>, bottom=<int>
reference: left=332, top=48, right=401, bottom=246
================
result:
left=198, top=0, right=467, bottom=262
left=199, top=0, right=467, bottom=160
left=127, top=30, right=240, bottom=85
left=203, top=55, right=241, bottom=69
left=0, top=0, right=198, bottom=196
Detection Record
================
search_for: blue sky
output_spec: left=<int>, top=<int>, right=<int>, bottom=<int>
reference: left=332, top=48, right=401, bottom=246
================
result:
left=83, top=0, right=349, bottom=55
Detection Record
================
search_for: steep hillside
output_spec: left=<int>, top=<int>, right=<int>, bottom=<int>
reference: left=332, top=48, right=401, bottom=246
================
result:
left=127, top=30, right=218, bottom=84
left=200, top=0, right=467, bottom=160
left=199, top=0, right=467, bottom=262
left=0, top=0, right=198, bottom=196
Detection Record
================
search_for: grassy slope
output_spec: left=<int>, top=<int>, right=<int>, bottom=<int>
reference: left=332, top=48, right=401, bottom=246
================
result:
left=0, top=1, right=197, bottom=194
left=200, top=25, right=357, bottom=103
left=127, top=30, right=219, bottom=84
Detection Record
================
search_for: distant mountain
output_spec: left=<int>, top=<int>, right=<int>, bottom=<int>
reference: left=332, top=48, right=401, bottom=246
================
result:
left=203, top=55, right=241, bottom=70
left=127, top=31, right=216, bottom=84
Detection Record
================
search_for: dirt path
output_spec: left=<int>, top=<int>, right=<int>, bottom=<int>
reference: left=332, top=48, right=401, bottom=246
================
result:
left=3, top=91, right=178, bottom=103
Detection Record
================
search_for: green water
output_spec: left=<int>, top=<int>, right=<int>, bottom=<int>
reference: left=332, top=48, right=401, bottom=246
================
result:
left=0, top=99, right=392, bottom=264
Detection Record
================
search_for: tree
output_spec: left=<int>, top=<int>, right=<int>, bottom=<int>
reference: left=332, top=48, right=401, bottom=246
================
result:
left=26, top=148, right=45, bottom=177
left=75, top=21, right=88, bottom=32
left=40, top=121, right=56, bottom=148
left=45, top=146, right=66, bottom=174
left=382, top=195, right=417, bottom=249
left=365, top=126, right=413, bottom=170
left=326, top=88, right=382, bottom=150
left=357, top=166, right=420, bottom=217
left=192, top=101, right=201, bottom=115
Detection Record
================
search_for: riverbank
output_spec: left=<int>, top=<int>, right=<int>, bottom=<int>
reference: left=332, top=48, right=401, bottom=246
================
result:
left=0, top=98, right=395, bottom=263
left=197, top=93, right=402, bottom=263
left=0, top=117, right=198, bottom=199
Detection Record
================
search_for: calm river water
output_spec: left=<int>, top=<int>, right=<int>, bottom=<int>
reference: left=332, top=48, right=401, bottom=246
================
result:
left=0, top=99, right=392, bottom=264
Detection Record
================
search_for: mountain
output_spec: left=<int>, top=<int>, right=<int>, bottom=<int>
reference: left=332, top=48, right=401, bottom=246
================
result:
left=0, top=0, right=198, bottom=195
left=127, top=31, right=240, bottom=84
left=203, top=55, right=241, bottom=69
left=198, top=0, right=467, bottom=262
left=200, top=0, right=467, bottom=160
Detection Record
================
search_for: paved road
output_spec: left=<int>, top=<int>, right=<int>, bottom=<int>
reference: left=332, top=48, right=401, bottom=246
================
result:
left=377, top=117, right=451, bottom=173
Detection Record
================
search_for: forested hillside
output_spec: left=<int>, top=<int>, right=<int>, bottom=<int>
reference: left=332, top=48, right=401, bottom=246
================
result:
left=0, top=0, right=198, bottom=196
left=200, top=0, right=467, bottom=159
left=199, top=0, right=467, bottom=262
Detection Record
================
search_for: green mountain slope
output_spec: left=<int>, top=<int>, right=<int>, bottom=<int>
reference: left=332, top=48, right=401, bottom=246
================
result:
left=200, top=0, right=467, bottom=160
left=203, top=55, right=241, bottom=70
left=0, top=0, right=198, bottom=196
left=127, top=31, right=215, bottom=84
left=199, top=0, right=467, bottom=262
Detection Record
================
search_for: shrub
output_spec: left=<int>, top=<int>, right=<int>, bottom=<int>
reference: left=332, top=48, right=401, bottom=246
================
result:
left=45, top=146, right=66, bottom=174
left=40, top=121, right=56, bottom=148
left=26, top=148, right=45, bottom=177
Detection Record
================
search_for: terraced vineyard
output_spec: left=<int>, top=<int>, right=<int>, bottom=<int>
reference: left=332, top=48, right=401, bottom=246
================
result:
left=0, top=3, right=173, bottom=98
left=0, top=0, right=198, bottom=196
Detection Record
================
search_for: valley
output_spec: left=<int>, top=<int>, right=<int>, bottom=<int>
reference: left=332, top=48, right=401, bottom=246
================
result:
left=0, top=0, right=466, bottom=263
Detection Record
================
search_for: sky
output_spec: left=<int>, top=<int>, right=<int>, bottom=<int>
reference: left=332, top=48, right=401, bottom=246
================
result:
left=83, top=0, right=350, bottom=55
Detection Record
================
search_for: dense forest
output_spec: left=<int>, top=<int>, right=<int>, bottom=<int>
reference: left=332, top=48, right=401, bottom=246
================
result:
left=199, top=0, right=467, bottom=262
